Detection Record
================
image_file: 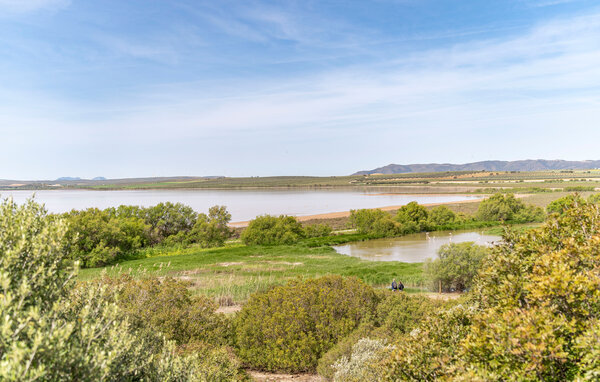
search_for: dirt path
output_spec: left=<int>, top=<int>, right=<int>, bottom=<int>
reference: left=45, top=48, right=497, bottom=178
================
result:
left=216, top=305, right=242, bottom=314
left=229, top=196, right=485, bottom=228
left=248, top=371, right=324, bottom=382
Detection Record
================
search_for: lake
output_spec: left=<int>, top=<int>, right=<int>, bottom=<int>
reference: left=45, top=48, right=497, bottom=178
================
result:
left=333, top=230, right=501, bottom=263
left=2, top=189, right=482, bottom=222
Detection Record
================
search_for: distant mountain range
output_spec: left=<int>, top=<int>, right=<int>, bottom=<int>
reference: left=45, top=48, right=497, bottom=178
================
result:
left=354, top=160, right=600, bottom=175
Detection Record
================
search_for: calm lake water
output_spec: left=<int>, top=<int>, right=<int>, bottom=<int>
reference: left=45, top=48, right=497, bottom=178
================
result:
left=333, top=230, right=501, bottom=263
left=2, top=189, right=482, bottom=222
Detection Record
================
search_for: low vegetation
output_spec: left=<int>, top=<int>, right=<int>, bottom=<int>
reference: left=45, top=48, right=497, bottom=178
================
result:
left=349, top=192, right=544, bottom=238
left=4, top=193, right=600, bottom=380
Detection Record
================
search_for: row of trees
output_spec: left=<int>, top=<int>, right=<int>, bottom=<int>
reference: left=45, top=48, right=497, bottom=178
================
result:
left=62, top=202, right=233, bottom=267
left=349, top=193, right=546, bottom=237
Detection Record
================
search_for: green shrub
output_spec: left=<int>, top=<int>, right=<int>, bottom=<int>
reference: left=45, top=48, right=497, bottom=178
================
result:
left=396, top=201, right=430, bottom=231
left=476, top=193, right=525, bottom=221
left=424, top=242, right=490, bottom=292
left=100, top=275, right=231, bottom=346
left=63, top=208, right=150, bottom=267
left=234, top=275, right=379, bottom=372
left=304, top=223, right=333, bottom=238
left=316, top=322, right=376, bottom=379
left=546, top=193, right=586, bottom=215
left=460, top=202, right=600, bottom=380
left=373, top=292, right=446, bottom=335
left=378, top=304, right=475, bottom=381
left=588, top=193, right=600, bottom=204
left=142, top=202, right=198, bottom=243
left=167, top=205, right=233, bottom=247
left=332, top=338, right=393, bottom=382
left=427, top=205, right=457, bottom=226
left=0, top=198, right=207, bottom=381
left=349, top=208, right=402, bottom=237
left=318, top=293, right=444, bottom=380
left=241, top=214, right=305, bottom=245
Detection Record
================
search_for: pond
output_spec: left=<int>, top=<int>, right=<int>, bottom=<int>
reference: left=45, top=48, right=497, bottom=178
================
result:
left=333, top=230, right=501, bottom=263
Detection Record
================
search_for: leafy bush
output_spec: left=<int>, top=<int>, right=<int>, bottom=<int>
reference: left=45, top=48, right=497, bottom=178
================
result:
left=460, top=202, right=600, bottom=380
left=427, top=205, right=457, bottom=226
left=0, top=198, right=208, bottom=381
left=424, top=242, right=490, bottom=292
left=241, top=214, right=305, bottom=245
left=100, top=275, right=231, bottom=346
left=241, top=215, right=332, bottom=245
left=234, top=275, right=379, bottom=372
left=317, top=292, right=444, bottom=379
left=476, top=193, right=524, bottom=221
left=588, top=193, right=600, bottom=204
left=332, top=338, right=394, bottom=382
left=349, top=208, right=402, bottom=237
left=63, top=207, right=150, bottom=267
left=304, top=223, right=333, bottom=238
left=166, top=205, right=233, bottom=247
left=396, top=201, right=430, bottom=231
left=141, top=202, right=198, bottom=243
left=476, top=193, right=545, bottom=223
left=377, top=303, right=475, bottom=381
left=546, top=193, right=586, bottom=215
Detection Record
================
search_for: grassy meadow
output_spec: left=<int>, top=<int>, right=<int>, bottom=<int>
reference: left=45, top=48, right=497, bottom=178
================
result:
left=78, top=237, right=424, bottom=303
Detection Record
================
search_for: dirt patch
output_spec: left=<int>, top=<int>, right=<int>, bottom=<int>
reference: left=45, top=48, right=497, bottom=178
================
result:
left=425, top=293, right=462, bottom=301
left=248, top=371, right=324, bottom=382
left=218, top=262, right=245, bottom=267
left=216, top=305, right=242, bottom=314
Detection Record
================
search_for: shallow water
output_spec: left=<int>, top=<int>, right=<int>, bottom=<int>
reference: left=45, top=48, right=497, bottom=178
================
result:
left=333, top=230, right=501, bottom=263
left=2, top=189, right=482, bottom=222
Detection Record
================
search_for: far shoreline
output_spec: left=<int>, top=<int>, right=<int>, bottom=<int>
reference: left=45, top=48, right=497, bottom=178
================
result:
left=228, top=196, right=486, bottom=228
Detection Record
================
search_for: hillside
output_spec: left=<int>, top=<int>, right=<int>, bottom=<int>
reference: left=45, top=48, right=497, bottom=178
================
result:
left=354, top=160, right=600, bottom=175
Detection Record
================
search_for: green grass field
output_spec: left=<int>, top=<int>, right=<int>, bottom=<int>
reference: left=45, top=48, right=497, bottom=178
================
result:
left=78, top=238, right=424, bottom=303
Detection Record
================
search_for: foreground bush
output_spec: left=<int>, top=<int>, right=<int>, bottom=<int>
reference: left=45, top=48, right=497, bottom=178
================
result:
left=424, top=242, right=490, bottom=292
left=317, top=293, right=446, bottom=379
left=460, top=202, right=600, bottom=380
left=0, top=198, right=210, bottom=381
left=234, top=275, right=379, bottom=372
left=332, top=338, right=393, bottom=382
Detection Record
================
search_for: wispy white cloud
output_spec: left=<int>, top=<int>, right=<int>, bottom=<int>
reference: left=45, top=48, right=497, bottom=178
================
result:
left=2, top=6, right=600, bottom=177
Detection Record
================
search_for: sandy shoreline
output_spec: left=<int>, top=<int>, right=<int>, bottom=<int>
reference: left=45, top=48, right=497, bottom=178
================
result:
left=229, top=197, right=484, bottom=228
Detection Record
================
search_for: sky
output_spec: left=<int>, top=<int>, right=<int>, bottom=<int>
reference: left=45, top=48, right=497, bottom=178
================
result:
left=1, top=0, right=600, bottom=179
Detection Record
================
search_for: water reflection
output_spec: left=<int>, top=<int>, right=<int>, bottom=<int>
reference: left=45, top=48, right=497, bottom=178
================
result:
left=333, top=230, right=501, bottom=263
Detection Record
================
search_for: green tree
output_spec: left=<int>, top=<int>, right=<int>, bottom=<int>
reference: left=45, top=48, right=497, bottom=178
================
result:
left=349, top=209, right=402, bottom=237
left=427, top=205, right=457, bottom=226
left=396, top=202, right=430, bottom=231
left=476, top=193, right=524, bottom=221
left=241, top=214, right=305, bottom=245
left=424, top=242, right=490, bottom=292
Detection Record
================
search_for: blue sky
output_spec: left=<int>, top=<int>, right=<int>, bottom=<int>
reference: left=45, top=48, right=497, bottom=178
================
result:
left=1, top=0, right=600, bottom=179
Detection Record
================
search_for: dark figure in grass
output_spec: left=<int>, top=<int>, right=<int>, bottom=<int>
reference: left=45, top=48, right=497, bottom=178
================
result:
left=391, top=278, right=405, bottom=292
